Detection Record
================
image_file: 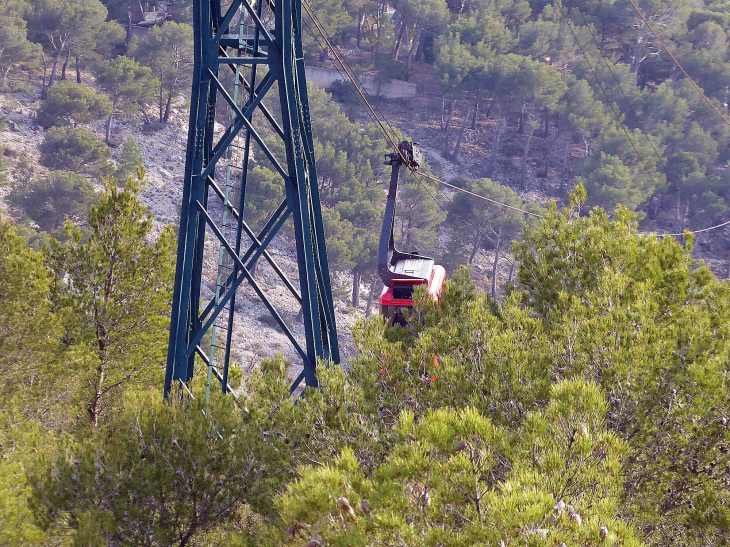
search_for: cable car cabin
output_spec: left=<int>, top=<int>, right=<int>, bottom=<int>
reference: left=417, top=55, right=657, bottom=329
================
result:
left=380, top=263, right=446, bottom=326
left=377, top=141, right=447, bottom=327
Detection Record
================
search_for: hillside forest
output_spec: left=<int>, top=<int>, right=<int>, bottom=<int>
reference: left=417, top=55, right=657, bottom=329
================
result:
left=1, top=0, right=730, bottom=545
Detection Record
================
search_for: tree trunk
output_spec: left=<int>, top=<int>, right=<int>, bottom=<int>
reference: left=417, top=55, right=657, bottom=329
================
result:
left=163, top=89, right=175, bottom=124
left=88, top=376, right=102, bottom=427
left=374, top=14, right=381, bottom=55
left=518, top=104, right=525, bottom=134
left=365, top=282, right=378, bottom=318
left=357, top=10, right=364, bottom=48
left=508, top=262, right=515, bottom=284
left=440, top=94, right=446, bottom=130
left=469, top=239, right=479, bottom=266
left=451, top=103, right=471, bottom=161
left=105, top=99, right=117, bottom=143
left=560, top=142, right=570, bottom=190
left=405, top=28, right=420, bottom=69
left=48, top=46, right=64, bottom=90
left=541, top=137, right=554, bottom=182
left=41, top=51, right=48, bottom=98
left=521, top=125, right=534, bottom=191
left=469, top=231, right=482, bottom=266
left=158, top=72, right=165, bottom=122
left=484, top=97, right=495, bottom=119
left=491, top=240, right=500, bottom=299
left=75, top=55, right=82, bottom=83
left=249, top=259, right=259, bottom=278
left=676, top=187, right=683, bottom=231
left=488, top=113, right=504, bottom=177
left=415, top=31, right=425, bottom=62
left=352, top=270, right=361, bottom=308
left=61, top=47, right=71, bottom=80
left=393, top=22, right=406, bottom=60
left=444, top=96, right=456, bottom=134
left=471, top=90, right=481, bottom=130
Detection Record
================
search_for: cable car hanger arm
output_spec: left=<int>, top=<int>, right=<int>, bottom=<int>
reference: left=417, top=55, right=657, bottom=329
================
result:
left=377, top=141, right=434, bottom=288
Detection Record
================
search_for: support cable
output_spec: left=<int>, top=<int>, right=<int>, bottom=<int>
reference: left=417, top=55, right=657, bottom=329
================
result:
left=554, top=0, right=661, bottom=188
left=661, top=219, right=730, bottom=237
left=304, top=0, right=730, bottom=240
left=562, top=1, right=665, bottom=167
left=302, top=3, right=542, bottom=287
left=415, top=171, right=542, bottom=217
left=626, top=0, right=730, bottom=128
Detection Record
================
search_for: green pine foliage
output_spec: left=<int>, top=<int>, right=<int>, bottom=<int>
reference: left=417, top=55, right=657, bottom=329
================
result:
left=0, top=215, right=62, bottom=405
left=7, top=170, right=97, bottom=231
left=113, top=136, right=144, bottom=181
left=47, top=171, right=175, bottom=427
left=39, top=126, right=111, bottom=176
left=37, top=81, right=112, bottom=128
left=270, top=381, right=640, bottom=546
left=0, top=187, right=726, bottom=545
left=27, top=385, right=284, bottom=545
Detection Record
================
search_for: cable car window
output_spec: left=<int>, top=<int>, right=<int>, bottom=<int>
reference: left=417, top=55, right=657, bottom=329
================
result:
left=392, top=285, right=415, bottom=299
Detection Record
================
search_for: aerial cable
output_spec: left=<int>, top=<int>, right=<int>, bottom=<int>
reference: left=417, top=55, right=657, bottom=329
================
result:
left=301, top=0, right=403, bottom=155
left=626, top=0, right=730, bottom=128
left=415, top=171, right=543, bottom=217
left=302, top=0, right=405, bottom=145
left=301, top=15, right=384, bottom=131
left=554, top=1, right=662, bottom=189
left=301, top=19, right=386, bottom=133
left=301, top=7, right=524, bottom=271
left=562, top=1, right=666, bottom=167
left=303, top=1, right=730, bottom=239
left=659, top=219, right=730, bottom=237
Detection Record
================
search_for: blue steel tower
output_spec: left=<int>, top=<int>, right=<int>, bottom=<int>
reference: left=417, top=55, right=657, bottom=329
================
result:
left=165, top=0, right=339, bottom=398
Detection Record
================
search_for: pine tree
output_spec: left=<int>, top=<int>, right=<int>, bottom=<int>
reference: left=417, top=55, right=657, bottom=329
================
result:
left=39, top=126, right=111, bottom=176
left=48, top=171, right=175, bottom=427
left=37, top=81, right=112, bottom=128
left=134, top=22, right=194, bottom=124
left=0, top=215, right=62, bottom=404
left=8, top=170, right=97, bottom=231
left=114, top=136, right=145, bottom=182
left=93, top=56, right=158, bottom=143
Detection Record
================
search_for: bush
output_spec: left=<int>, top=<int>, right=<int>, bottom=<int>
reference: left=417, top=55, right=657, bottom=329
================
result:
left=36, top=82, right=112, bottom=129
left=28, top=387, right=285, bottom=545
left=8, top=170, right=97, bottom=231
left=114, top=136, right=144, bottom=181
left=270, top=381, right=641, bottom=546
left=39, top=127, right=111, bottom=176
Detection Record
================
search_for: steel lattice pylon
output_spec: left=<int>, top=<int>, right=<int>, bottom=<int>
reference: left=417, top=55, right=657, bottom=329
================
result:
left=165, top=0, right=339, bottom=398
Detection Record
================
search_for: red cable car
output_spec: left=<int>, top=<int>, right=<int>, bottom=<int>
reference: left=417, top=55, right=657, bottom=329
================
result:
left=377, top=142, right=446, bottom=326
